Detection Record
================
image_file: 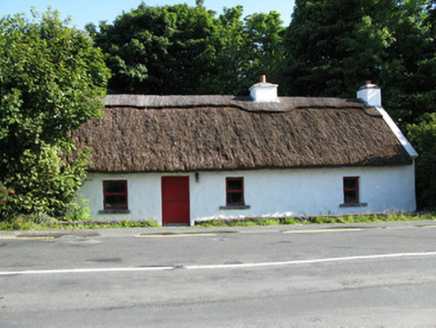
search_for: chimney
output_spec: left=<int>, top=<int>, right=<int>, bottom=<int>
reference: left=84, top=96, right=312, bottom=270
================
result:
left=357, top=81, right=381, bottom=107
left=249, top=75, right=279, bottom=103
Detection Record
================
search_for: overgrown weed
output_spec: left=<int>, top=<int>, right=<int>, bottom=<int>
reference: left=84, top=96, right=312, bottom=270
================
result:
left=196, top=212, right=436, bottom=227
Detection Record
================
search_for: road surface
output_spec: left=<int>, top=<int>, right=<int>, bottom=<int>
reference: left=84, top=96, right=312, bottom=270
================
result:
left=1, top=221, right=436, bottom=327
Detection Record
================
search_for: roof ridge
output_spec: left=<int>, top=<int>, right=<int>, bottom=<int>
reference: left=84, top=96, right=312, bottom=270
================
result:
left=103, top=94, right=367, bottom=112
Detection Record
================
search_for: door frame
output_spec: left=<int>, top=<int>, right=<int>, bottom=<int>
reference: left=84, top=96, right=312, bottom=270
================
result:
left=161, top=176, right=191, bottom=226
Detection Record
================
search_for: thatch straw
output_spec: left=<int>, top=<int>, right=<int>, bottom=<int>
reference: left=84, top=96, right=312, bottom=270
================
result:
left=73, top=95, right=411, bottom=172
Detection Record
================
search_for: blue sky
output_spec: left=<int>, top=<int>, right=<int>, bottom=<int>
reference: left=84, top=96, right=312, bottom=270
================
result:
left=1, top=0, right=295, bottom=30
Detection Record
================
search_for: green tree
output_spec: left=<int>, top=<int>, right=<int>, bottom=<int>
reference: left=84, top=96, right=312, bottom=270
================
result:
left=202, top=5, right=245, bottom=94
left=88, top=3, right=221, bottom=95
left=282, top=0, right=435, bottom=124
left=0, top=9, right=110, bottom=219
left=89, top=3, right=284, bottom=95
left=214, top=7, right=285, bottom=95
left=408, top=114, right=436, bottom=209
left=376, top=0, right=436, bottom=125
left=406, top=1, right=436, bottom=209
left=244, top=11, right=284, bottom=81
left=282, top=0, right=369, bottom=97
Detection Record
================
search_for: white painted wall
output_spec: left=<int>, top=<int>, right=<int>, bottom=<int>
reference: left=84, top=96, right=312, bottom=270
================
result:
left=80, top=165, right=416, bottom=225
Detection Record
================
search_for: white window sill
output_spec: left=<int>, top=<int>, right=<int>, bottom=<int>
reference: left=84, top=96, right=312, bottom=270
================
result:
left=339, top=202, right=368, bottom=208
left=98, top=209, right=131, bottom=214
left=219, top=205, right=251, bottom=210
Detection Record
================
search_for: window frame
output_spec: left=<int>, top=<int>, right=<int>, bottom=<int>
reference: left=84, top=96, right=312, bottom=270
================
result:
left=226, top=177, right=245, bottom=207
left=103, top=180, right=128, bottom=210
left=343, top=177, right=359, bottom=204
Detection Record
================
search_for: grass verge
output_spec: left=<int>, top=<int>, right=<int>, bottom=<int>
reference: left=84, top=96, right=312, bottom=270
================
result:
left=195, top=212, right=436, bottom=227
left=1, top=212, right=435, bottom=231
left=0, top=215, right=159, bottom=231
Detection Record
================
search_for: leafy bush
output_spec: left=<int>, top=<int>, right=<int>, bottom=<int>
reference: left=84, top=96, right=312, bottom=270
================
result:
left=196, top=213, right=436, bottom=227
left=279, top=217, right=301, bottom=225
left=0, top=9, right=109, bottom=220
left=0, top=181, right=17, bottom=220
left=65, top=197, right=92, bottom=222
left=258, top=219, right=280, bottom=226
left=408, top=113, right=436, bottom=209
left=3, top=143, right=89, bottom=218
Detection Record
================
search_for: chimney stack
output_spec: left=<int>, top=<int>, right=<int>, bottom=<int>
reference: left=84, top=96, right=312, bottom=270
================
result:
left=357, top=81, right=381, bottom=107
left=249, top=75, right=279, bottom=103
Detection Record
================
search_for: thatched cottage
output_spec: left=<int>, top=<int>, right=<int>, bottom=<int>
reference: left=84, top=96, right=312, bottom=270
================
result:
left=75, top=77, right=418, bottom=225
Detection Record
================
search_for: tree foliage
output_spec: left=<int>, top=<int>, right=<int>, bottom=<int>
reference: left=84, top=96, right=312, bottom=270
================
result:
left=88, top=3, right=284, bottom=95
left=408, top=113, right=436, bottom=209
left=213, top=7, right=284, bottom=94
left=88, top=4, right=220, bottom=94
left=281, top=0, right=366, bottom=97
left=0, top=10, right=110, bottom=219
left=283, top=0, right=436, bottom=124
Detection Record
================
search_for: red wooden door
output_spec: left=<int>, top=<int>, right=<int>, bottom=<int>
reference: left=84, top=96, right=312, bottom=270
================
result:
left=161, top=177, right=190, bottom=226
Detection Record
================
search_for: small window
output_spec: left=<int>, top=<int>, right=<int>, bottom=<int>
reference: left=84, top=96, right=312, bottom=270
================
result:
left=226, top=177, right=244, bottom=206
left=343, top=177, right=359, bottom=204
left=103, top=180, right=128, bottom=210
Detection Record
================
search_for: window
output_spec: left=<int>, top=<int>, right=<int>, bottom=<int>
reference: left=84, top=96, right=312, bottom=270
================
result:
left=343, top=177, right=359, bottom=204
left=220, top=177, right=250, bottom=210
left=226, top=177, right=244, bottom=206
left=103, top=180, right=128, bottom=210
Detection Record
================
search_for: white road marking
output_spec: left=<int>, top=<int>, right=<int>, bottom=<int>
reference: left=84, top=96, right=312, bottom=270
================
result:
left=186, top=252, right=436, bottom=270
left=1, top=252, right=436, bottom=276
left=283, top=228, right=362, bottom=234
left=0, top=236, right=56, bottom=240
left=0, top=267, right=174, bottom=276
left=137, top=233, right=216, bottom=238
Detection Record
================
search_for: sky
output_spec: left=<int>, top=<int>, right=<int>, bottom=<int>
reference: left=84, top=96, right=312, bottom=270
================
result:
left=1, top=0, right=295, bottom=30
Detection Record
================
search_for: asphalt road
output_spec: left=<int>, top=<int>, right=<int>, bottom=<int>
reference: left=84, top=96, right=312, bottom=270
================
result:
left=1, top=221, right=436, bottom=327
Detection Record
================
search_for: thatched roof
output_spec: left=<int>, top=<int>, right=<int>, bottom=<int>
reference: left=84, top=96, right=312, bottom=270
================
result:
left=73, top=95, right=412, bottom=173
